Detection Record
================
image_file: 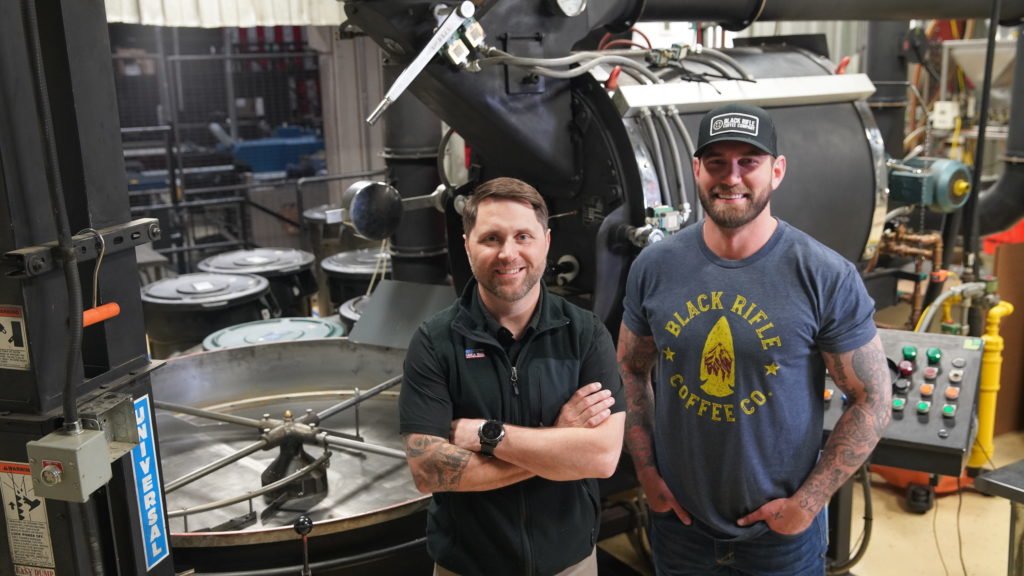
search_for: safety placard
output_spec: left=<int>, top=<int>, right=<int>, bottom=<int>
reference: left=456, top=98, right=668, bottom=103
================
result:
left=0, top=461, right=55, bottom=571
left=0, top=305, right=30, bottom=371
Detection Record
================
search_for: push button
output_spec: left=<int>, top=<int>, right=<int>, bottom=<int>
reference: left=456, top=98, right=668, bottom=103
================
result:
left=948, top=369, right=964, bottom=384
left=926, top=347, right=943, bottom=365
left=894, top=379, right=911, bottom=393
left=919, top=383, right=935, bottom=397
left=945, top=387, right=960, bottom=401
left=942, top=404, right=957, bottom=418
left=892, top=398, right=907, bottom=412
left=923, top=366, right=939, bottom=380
left=824, top=388, right=834, bottom=402
left=898, top=360, right=915, bottom=377
left=902, top=346, right=918, bottom=362
left=951, top=357, right=967, bottom=369
left=917, top=400, right=931, bottom=414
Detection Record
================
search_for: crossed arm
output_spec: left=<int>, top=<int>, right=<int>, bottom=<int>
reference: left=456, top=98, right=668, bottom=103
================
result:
left=404, top=383, right=624, bottom=493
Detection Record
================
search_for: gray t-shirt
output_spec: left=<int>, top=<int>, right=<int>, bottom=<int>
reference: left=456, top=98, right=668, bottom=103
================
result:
left=622, top=219, right=876, bottom=539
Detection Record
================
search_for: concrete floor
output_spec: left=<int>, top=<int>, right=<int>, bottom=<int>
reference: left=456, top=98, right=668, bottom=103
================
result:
left=600, top=431, right=1024, bottom=575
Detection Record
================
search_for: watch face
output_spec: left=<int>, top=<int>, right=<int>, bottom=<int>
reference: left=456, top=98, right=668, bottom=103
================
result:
left=481, top=420, right=503, bottom=441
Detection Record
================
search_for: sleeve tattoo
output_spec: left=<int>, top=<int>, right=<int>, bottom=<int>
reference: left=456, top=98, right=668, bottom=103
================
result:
left=404, top=434, right=471, bottom=492
left=801, top=336, right=891, bottom=514
left=617, top=328, right=659, bottom=470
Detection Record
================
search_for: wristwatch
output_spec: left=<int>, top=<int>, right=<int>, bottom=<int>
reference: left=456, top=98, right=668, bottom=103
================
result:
left=478, top=420, right=505, bottom=456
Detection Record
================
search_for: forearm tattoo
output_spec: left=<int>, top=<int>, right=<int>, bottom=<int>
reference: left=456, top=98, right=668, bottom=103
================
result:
left=800, top=337, right=891, bottom=514
left=618, top=331, right=659, bottom=470
left=404, top=434, right=471, bottom=492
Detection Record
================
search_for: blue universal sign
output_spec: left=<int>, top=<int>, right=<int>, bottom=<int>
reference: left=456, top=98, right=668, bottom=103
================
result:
left=132, top=394, right=169, bottom=571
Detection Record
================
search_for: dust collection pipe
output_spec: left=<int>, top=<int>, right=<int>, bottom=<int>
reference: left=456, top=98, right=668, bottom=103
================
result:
left=865, top=21, right=911, bottom=159
left=978, top=26, right=1024, bottom=235
left=382, top=57, right=449, bottom=284
left=636, top=0, right=1024, bottom=26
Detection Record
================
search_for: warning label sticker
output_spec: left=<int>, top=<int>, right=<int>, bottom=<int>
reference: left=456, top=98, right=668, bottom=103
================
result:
left=0, top=461, right=54, bottom=570
left=0, top=306, right=30, bottom=371
left=14, top=565, right=55, bottom=576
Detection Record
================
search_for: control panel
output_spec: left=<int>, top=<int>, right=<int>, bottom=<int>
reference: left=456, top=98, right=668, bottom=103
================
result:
left=823, top=328, right=984, bottom=476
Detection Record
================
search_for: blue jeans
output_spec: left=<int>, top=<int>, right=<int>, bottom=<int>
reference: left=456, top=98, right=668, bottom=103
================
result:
left=649, top=510, right=828, bottom=576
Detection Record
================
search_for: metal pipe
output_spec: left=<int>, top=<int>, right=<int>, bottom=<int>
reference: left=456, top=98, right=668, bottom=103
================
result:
left=382, top=57, right=447, bottom=284
left=23, top=0, right=84, bottom=433
left=638, top=0, right=1024, bottom=25
left=168, top=451, right=331, bottom=518
left=165, top=439, right=270, bottom=493
left=979, top=26, right=1024, bottom=235
left=321, top=436, right=406, bottom=459
left=313, top=376, right=402, bottom=423
left=155, top=400, right=268, bottom=429
left=964, top=3, right=1002, bottom=280
left=865, top=21, right=910, bottom=158
left=967, top=300, right=1014, bottom=472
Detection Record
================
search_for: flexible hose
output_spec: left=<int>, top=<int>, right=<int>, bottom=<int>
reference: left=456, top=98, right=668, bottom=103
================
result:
left=641, top=110, right=671, bottom=207
left=654, top=110, right=689, bottom=217
left=916, top=282, right=987, bottom=333
left=670, top=112, right=702, bottom=221
left=699, top=47, right=754, bottom=81
left=23, top=0, right=83, bottom=432
left=685, top=54, right=733, bottom=79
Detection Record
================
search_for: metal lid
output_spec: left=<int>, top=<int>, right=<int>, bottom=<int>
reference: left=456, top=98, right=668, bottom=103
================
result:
left=321, top=248, right=391, bottom=278
left=198, top=248, right=315, bottom=276
left=339, top=295, right=370, bottom=323
left=141, top=273, right=270, bottom=308
left=202, top=317, right=345, bottom=350
left=302, top=203, right=341, bottom=223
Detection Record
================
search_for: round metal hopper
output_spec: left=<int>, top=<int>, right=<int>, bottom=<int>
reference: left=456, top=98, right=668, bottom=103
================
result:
left=150, top=339, right=430, bottom=575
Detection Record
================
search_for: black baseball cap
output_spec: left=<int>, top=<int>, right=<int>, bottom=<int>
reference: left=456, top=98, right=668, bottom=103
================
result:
left=693, top=104, right=778, bottom=157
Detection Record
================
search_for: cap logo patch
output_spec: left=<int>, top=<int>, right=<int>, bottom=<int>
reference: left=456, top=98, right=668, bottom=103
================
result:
left=710, top=113, right=759, bottom=137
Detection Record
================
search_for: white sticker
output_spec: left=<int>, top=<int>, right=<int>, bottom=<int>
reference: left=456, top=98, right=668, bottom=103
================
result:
left=1, top=461, right=55, bottom=570
left=0, top=305, right=30, bottom=371
left=15, top=565, right=55, bottom=576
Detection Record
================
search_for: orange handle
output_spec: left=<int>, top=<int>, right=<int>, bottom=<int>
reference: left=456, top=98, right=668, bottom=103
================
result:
left=83, top=302, right=120, bottom=327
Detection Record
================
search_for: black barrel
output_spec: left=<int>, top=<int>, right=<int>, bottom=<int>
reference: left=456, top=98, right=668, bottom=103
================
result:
left=198, top=248, right=318, bottom=317
left=320, top=248, right=391, bottom=312
left=203, top=317, right=345, bottom=351
left=141, top=272, right=278, bottom=358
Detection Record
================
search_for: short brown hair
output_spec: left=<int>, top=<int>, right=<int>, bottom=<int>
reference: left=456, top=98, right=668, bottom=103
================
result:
left=462, top=177, right=549, bottom=232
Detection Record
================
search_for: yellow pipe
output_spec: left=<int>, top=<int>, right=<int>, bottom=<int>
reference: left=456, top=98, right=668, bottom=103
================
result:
left=968, top=300, right=1015, bottom=469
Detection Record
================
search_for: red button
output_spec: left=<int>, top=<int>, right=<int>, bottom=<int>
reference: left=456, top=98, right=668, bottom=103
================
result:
left=898, top=360, right=915, bottom=377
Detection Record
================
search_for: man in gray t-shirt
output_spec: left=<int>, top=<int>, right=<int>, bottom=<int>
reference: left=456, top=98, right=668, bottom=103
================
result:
left=618, top=104, right=892, bottom=575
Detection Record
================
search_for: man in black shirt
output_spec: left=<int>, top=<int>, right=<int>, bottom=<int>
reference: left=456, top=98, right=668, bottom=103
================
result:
left=400, top=177, right=625, bottom=575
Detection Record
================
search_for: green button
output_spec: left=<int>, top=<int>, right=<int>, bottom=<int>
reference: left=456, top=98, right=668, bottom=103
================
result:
left=942, top=404, right=957, bottom=417
left=892, top=398, right=907, bottom=411
left=902, top=346, right=918, bottom=361
left=917, top=400, right=931, bottom=413
left=926, top=347, right=943, bottom=365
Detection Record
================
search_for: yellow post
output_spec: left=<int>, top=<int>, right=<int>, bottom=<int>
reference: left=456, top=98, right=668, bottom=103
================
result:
left=968, top=300, right=1015, bottom=470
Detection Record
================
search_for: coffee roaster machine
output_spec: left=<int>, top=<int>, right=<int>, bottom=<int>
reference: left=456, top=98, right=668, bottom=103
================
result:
left=3, top=0, right=1024, bottom=574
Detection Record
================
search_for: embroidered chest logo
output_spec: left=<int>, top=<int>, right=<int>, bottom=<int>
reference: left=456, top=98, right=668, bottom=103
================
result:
left=660, top=291, right=783, bottom=423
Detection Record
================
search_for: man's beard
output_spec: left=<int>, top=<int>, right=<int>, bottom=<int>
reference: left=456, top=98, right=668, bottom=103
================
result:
left=698, top=184, right=772, bottom=229
left=476, top=266, right=543, bottom=303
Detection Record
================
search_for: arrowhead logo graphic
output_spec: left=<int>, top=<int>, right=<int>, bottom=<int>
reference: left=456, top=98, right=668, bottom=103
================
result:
left=700, top=316, right=736, bottom=398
